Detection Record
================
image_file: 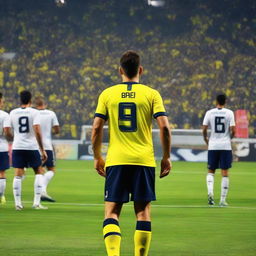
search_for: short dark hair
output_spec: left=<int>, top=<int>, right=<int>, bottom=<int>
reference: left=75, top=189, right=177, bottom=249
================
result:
left=120, top=50, right=140, bottom=79
left=0, top=92, right=2, bottom=99
left=20, top=90, right=32, bottom=105
left=216, top=94, right=226, bottom=105
left=34, top=96, right=45, bottom=107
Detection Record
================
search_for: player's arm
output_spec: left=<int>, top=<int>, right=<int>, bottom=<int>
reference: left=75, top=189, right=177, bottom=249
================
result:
left=52, top=113, right=60, bottom=135
left=91, top=117, right=106, bottom=177
left=230, top=111, right=236, bottom=139
left=3, top=114, right=13, bottom=141
left=3, top=127, right=13, bottom=141
left=52, top=125, right=60, bottom=135
left=202, top=111, right=209, bottom=145
left=33, top=124, right=47, bottom=163
left=230, top=126, right=235, bottom=139
left=202, top=125, right=209, bottom=145
left=156, top=116, right=172, bottom=178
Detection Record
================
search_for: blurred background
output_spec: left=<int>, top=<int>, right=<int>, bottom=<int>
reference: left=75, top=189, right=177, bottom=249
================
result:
left=0, top=0, right=255, bottom=141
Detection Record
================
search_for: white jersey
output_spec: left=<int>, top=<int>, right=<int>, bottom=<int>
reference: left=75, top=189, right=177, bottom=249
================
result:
left=38, top=109, right=59, bottom=150
left=10, top=107, right=41, bottom=150
left=203, top=107, right=235, bottom=150
left=0, top=110, right=11, bottom=152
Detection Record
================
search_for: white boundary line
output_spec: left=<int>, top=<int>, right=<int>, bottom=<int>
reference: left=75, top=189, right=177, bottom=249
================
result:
left=16, top=201, right=256, bottom=210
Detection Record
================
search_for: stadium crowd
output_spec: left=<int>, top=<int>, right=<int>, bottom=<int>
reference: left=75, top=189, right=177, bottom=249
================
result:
left=0, top=0, right=255, bottom=138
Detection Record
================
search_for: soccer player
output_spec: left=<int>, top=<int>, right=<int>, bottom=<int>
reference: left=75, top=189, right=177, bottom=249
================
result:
left=10, top=90, right=48, bottom=210
left=0, top=93, right=13, bottom=204
left=92, top=50, right=172, bottom=256
left=202, top=94, right=235, bottom=207
left=34, top=96, right=60, bottom=202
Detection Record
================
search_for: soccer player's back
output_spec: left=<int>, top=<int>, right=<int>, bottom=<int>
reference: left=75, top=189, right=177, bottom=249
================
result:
left=96, top=82, right=165, bottom=167
left=92, top=51, right=172, bottom=256
left=10, top=90, right=47, bottom=210
left=0, top=92, right=12, bottom=204
left=34, top=96, right=60, bottom=202
left=202, top=94, right=235, bottom=206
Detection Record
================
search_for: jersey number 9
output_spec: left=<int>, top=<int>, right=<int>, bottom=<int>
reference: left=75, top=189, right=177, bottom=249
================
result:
left=18, top=116, right=30, bottom=133
left=118, top=102, right=137, bottom=132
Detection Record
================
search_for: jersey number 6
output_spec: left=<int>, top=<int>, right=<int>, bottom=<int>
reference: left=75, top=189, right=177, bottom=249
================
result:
left=118, top=102, right=137, bottom=132
left=215, top=116, right=225, bottom=133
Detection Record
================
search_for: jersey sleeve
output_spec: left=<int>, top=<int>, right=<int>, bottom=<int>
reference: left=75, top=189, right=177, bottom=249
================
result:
left=202, top=111, right=210, bottom=126
left=230, top=111, right=236, bottom=126
left=152, top=90, right=167, bottom=119
left=33, top=110, right=41, bottom=125
left=94, top=91, right=108, bottom=120
left=52, top=112, right=59, bottom=126
left=3, top=113, right=11, bottom=128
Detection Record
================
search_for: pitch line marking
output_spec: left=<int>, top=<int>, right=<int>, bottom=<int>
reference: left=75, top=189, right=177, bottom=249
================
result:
left=18, top=201, right=256, bottom=210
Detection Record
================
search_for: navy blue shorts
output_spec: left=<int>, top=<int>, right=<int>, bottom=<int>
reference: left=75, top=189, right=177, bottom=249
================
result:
left=208, top=150, right=232, bottom=170
left=42, top=150, right=55, bottom=168
left=105, top=165, right=156, bottom=203
left=12, top=150, right=42, bottom=168
left=0, top=152, right=10, bottom=171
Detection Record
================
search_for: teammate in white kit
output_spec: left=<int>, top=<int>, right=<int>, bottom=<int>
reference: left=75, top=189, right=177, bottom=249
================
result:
left=10, top=90, right=48, bottom=210
left=34, top=96, right=60, bottom=202
left=0, top=93, right=13, bottom=205
left=202, top=94, right=236, bottom=207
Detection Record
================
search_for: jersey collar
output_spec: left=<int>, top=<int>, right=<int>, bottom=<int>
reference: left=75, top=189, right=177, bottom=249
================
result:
left=121, top=82, right=139, bottom=84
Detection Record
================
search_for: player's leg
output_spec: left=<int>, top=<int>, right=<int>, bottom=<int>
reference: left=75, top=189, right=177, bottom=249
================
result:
left=41, top=150, right=56, bottom=202
left=0, top=170, right=7, bottom=204
left=103, top=202, right=123, bottom=256
left=13, top=168, right=25, bottom=210
left=134, top=201, right=152, bottom=256
left=30, top=150, right=47, bottom=209
left=206, top=169, right=215, bottom=205
left=219, top=150, right=232, bottom=206
left=131, top=166, right=155, bottom=256
left=12, top=150, right=26, bottom=210
left=103, top=165, right=129, bottom=256
left=0, top=151, right=9, bottom=204
left=207, top=150, right=219, bottom=205
left=220, top=169, right=229, bottom=206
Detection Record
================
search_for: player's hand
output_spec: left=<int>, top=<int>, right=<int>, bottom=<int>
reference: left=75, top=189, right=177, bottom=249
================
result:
left=160, top=157, right=172, bottom=178
left=41, top=150, right=48, bottom=164
left=94, top=157, right=106, bottom=177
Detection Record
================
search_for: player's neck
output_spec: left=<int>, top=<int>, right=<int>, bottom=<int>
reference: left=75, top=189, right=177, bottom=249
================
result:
left=122, top=78, right=139, bottom=83
left=37, top=106, right=45, bottom=110
left=122, top=75, right=139, bottom=83
left=216, top=104, right=224, bottom=109
left=20, top=104, right=31, bottom=108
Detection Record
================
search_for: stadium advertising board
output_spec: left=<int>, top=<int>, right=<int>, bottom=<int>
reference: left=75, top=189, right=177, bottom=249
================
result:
left=53, top=140, right=79, bottom=160
left=77, top=142, right=256, bottom=162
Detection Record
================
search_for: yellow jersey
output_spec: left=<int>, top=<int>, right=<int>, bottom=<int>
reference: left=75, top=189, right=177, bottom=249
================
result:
left=95, top=82, right=167, bottom=167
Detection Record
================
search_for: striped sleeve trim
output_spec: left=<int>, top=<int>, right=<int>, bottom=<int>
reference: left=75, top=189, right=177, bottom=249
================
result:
left=94, top=113, right=108, bottom=120
left=153, top=112, right=167, bottom=119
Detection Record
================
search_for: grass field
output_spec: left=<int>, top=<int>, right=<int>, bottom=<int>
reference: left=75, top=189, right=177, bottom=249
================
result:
left=1, top=160, right=256, bottom=256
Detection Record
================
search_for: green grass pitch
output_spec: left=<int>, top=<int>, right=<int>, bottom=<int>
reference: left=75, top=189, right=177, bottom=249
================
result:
left=1, top=161, right=256, bottom=256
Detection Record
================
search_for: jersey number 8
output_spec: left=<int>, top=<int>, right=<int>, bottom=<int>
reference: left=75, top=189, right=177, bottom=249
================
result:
left=18, top=116, right=30, bottom=133
left=118, top=102, right=137, bottom=132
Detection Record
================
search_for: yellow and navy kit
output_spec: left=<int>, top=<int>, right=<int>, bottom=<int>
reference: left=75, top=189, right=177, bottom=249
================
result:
left=95, top=82, right=167, bottom=167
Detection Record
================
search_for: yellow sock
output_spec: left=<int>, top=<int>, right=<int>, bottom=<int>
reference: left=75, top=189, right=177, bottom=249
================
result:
left=134, top=221, right=152, bottom=256
left=103, top=218, right=121, bottom=256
